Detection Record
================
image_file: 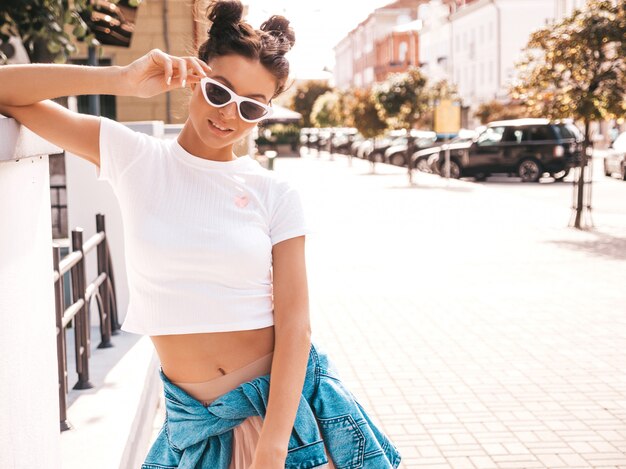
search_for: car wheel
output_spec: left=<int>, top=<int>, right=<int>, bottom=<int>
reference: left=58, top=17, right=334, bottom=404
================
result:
left=390, top=153, right=406, bottom=166
left=551, top=168, right=570, bottom=181
left=518, top=159, right=542, bottom=182
left=370, top=151, right=384, bottom=163
left=440, top=160, right=461, bottom=179
left=622, top=163, right=626, bottom=181
left=415, top=157, right=431, bottom=173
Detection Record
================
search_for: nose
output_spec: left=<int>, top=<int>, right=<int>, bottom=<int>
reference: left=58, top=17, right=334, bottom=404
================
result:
left=219, top=102, right=238, bottom=121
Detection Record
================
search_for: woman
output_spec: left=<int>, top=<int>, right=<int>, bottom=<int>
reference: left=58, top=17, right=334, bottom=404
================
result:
left=0, top=1, right=401, bottom=467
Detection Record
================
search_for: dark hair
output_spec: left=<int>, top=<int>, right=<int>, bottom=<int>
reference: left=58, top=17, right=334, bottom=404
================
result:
left=196, top=0, right=295, bottom=99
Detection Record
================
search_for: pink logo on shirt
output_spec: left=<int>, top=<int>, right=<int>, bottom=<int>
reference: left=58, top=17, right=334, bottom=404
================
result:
left=235, top=194, right=249, bottom=208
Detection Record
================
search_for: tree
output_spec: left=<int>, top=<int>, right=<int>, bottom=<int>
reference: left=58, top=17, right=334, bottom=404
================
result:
left=474, top=99, right=526, bottom=124
left=374, top=67, right=430, bottom=130
left=348, top=88, right=387, bottom=139
left=0, top=0, right=96, bottom=64
left=291, top=80, right=332, bottom=127
left=512, top=0, right=626, bottom=229
left=310, top=91, right=343, bottom=128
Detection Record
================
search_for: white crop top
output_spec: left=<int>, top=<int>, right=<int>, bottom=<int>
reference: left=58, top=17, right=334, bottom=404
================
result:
left=96, top=117, right=313, bottom=335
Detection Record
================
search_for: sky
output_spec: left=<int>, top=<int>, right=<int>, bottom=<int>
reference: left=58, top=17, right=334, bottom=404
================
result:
left=245, top=0, right=394, bottom=80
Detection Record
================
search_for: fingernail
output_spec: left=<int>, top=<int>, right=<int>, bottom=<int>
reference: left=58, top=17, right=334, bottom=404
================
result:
left=167, top=76, right=172, bottom=86
left=182, top=79, right=186, bottom=88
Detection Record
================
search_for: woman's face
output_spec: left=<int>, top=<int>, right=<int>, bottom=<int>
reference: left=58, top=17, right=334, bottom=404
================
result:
left=189, top=54, right=277, bottom=151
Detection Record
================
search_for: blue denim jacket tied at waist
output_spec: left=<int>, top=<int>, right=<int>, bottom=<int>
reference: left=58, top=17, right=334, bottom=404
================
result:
left=142, top=340, right=402, bottom=469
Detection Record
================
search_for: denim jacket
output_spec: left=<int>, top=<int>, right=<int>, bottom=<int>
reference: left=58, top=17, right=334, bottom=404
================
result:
left=142, top=341, right=402, bottom=469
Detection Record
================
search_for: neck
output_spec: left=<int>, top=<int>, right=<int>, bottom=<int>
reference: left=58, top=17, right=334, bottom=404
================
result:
left=177, top=119, right=236, bottom=162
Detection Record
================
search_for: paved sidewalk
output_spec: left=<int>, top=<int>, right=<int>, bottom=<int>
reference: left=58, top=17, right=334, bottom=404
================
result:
left=277, top=152, right=626, bottom=469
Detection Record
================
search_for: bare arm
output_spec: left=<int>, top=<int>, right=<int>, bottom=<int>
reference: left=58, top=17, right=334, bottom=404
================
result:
left=251, top=235, right=312, bottom=467
left=0, top=64, right=127, bottom=107
left=0, top=49, right=210, bottom=166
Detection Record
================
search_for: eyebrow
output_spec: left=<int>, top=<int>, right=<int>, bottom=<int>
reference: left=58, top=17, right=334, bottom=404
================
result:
left=213, top=75, right=269, bottom=103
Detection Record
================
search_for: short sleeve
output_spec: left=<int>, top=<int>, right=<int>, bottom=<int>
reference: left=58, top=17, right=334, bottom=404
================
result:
left=96, top=116, right=150, bottom=188
left=269, top=180, right=314, bottom=246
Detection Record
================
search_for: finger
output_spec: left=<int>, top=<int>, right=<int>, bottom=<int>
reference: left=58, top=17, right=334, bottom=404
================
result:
left=195, top=58, right=212, bottom=75
left=152, top=49, right=174, bottom=86
left=163, top=59, right=174, bottom=86
left=173, top=57, right=188, bottom=88
left=186, top=57, right=207, bottom=79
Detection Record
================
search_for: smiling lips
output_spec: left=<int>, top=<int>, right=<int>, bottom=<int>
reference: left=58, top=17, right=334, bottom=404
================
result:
left=208, top=118, right=234, bottom=136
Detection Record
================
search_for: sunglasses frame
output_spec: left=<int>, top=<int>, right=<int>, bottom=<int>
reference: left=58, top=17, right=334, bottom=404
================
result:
left=199, top=76, right=273, bottom=123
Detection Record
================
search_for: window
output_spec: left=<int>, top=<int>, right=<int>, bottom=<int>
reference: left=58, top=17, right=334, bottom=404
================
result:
left=399, top=41, right=408, bottom=62
left=553, top=124, right=582, bottom=141
left=503, top=128, right=523, bottom=143
left=523, top=126, right=555, bottom=141
left=477, top=126, right=505, bottom=145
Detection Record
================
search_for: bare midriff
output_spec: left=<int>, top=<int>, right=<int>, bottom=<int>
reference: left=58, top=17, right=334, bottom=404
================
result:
left=150, top=325, right=275, bottom=383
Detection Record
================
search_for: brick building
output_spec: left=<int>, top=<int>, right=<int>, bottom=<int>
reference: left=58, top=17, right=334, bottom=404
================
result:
left=333, top=0, right=429, bottom=90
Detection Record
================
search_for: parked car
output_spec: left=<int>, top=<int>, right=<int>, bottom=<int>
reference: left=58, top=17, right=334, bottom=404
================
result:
left=330, top=128, right=359, bottom=154
left=420, top=129, right=479, bottom=174
left=384, top=130, right=439, bottom=167
left=411, top=129, right=478, bottom=173
left=422, top=119, right=583, bottom=182
left=603, top=131, right=626, bottom=180
left=365, top=130, right=409, bottom=163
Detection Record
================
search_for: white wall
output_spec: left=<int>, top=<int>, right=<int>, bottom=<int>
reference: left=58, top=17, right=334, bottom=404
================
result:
left=419, top=1, right=453, bottom=82
left=0, top=117, right=62, bottom=469
left=441, top=0, right=557, bottom=123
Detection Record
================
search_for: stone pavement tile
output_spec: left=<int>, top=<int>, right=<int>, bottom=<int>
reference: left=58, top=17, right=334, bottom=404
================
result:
left=446, top=456, right=476, bottom=468
left=273, top=155, right=626, bottom=469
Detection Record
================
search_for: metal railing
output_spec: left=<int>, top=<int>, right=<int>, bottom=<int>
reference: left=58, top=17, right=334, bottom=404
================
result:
left=52, top=213, right=120, bottom=432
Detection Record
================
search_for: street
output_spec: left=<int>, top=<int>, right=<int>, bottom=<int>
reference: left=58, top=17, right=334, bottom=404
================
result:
left=279, top=151, right=626, bottom=469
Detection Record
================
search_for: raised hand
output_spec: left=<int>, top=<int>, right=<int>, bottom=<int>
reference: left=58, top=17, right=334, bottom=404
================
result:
left=122, top=48, right=212, bottom=98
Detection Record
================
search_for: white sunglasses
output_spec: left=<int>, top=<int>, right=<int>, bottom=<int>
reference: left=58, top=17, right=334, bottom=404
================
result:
left=199, top=76, right=273, bottom=123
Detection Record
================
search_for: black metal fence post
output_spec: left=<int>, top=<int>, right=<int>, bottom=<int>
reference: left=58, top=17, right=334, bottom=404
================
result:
left=52, top=244, right=72, bottom=431
left=95, top=214, right=114, bottom=348
left=71, top=228, right=94, bottom=390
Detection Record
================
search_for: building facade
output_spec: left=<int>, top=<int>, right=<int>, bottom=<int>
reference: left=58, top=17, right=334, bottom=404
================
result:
left=333, top=0, right=428, bottom=90
left=374, top=24, right=421, bottom=82
left=418, top=0, right=560, bottom=124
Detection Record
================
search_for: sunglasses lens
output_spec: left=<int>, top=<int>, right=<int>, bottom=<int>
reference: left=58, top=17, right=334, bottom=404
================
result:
left=240, top=101, right=268, bottom=121
left=205, top=82, right=231, bottom=106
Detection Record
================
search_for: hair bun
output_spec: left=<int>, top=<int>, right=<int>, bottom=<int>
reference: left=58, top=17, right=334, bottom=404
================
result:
left=260, top=15, right=295, bottom=49
left=207, top=0, right=243, bottom=32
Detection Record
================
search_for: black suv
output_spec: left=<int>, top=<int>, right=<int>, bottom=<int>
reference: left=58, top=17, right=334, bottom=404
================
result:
left=427, top=119, right=583, bottom=182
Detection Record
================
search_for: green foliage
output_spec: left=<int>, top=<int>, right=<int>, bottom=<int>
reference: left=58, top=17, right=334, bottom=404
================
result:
left=511, top=0, right=626, bottom=131
left=474, top=100, right=526, bottom=124
left=256, top=123, right=300, bottom=145
left=349, top=88, right=387, bottom=139
left=311, top=91, right=343, bottom=128
left=0, top=0, right=98, bottom=64
left=374, top=67, right=429, bottom=130
left=291, top=80, right=332, bottom=127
